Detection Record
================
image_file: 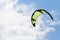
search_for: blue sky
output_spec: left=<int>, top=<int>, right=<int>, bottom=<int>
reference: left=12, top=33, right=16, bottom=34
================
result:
left=19, top=0, right=60, bottom=11
left=19, top=0, right=60, bottom=40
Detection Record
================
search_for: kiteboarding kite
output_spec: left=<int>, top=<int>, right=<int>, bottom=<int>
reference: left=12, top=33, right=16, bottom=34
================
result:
left=31, top=9, right=53, bottom=27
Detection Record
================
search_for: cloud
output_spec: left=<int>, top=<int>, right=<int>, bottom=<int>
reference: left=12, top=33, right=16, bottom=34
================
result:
left=0, top=0, right=57, bottom=40
left=0, top=0, right=36, bottom=40
left=14, top=3, right=35, bottom=16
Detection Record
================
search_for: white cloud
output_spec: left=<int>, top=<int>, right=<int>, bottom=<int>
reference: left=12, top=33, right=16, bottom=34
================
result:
left=0, top=0, right=56, bottom=40
left=0, top=0, right=36, bottom=40
left=15, top=3, right=35, bottom=16
left=48, top=21, right=60, bottom=26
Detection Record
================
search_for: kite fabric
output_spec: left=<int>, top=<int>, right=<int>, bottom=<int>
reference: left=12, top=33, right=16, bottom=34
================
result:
left=31, top=9, right=53, bottom=27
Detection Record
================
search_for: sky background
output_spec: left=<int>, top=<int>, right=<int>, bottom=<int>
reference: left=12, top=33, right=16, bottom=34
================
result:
left=18, top=0, right=60, bottom=40
left=0, top=0, right=60, bottom=40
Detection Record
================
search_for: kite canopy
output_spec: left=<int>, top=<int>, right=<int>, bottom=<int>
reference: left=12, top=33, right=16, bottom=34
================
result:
left=31, top=9, right=53, bottom=27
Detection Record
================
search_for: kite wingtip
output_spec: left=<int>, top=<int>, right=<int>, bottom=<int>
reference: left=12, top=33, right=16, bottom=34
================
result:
left=33, top=24, right=35, bottom=27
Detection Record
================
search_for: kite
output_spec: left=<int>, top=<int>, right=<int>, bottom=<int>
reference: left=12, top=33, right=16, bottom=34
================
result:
left=31, top=9, right=53, bottom=27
